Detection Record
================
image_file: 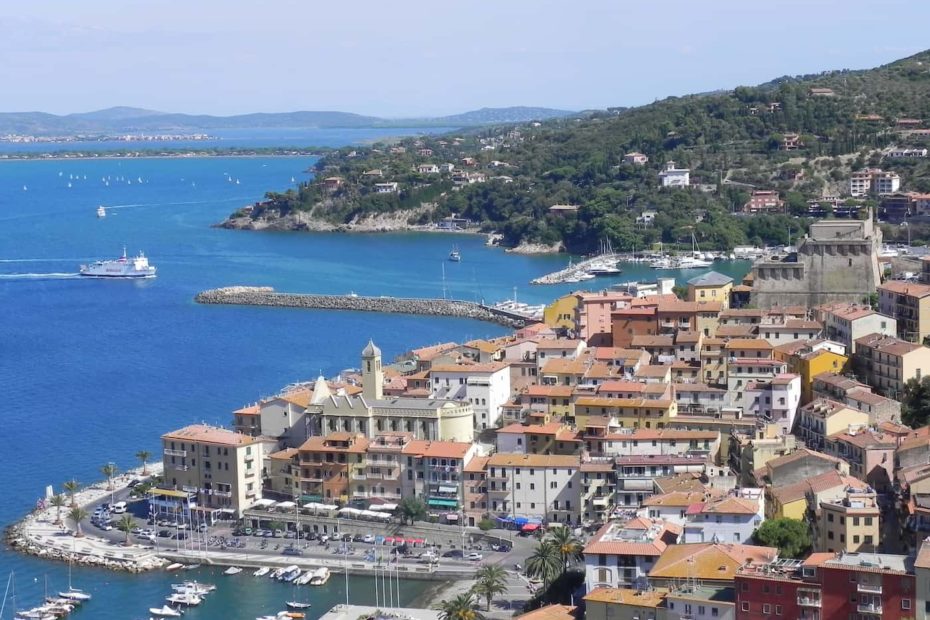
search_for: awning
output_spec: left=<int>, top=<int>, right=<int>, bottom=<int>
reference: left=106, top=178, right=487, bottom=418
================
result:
left=427, top=498, right=458, bottom=508
left=521, top=523, right=541, bottom=532
left=438, top=485, right=458, bottom=494
left=301, top=494, right=323, bottom=503
left=151, top=488, right=192, bottom=499
left=446, top=514, right=460, bottom=521
left=495, top=516, right=513, bottom=523
left=275, top=501, right=297, bottom=510
left=368, top=503, right=397, bottom=512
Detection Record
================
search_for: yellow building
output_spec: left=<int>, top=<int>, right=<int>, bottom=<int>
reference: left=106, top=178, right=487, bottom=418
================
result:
left=818, top=485, right=880, bottom=553
left=543, top=293, right=579, bottom=331
left=573, top=396, right=677, bottom=429
left=584, top=587, right=666, bottom=620
left=687, top=272, right=734, bottom=310
left=774, top=341, right=848, bottom=404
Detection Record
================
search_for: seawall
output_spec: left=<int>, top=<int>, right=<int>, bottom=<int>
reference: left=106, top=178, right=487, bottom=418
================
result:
left=194, top=287, right=530, bottom=328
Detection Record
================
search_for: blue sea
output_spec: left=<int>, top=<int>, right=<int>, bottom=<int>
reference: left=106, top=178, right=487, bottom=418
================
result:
left=0, top=131, right=750, bottom=619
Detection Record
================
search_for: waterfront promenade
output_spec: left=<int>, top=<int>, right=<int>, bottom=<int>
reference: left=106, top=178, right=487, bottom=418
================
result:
left=195, top=287, right=531, bottom=327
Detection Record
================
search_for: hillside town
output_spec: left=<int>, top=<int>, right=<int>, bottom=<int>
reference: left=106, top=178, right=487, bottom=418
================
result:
left=150, top=209, right=930, bottom=620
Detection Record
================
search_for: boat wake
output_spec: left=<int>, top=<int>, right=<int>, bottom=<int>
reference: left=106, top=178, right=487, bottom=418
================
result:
left=0, top=272, right=81, bottom=280
left=107, top=197, right=252, bottom=210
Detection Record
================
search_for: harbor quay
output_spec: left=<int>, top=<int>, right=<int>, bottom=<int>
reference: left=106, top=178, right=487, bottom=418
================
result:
left=195, top=287, right=530, bottom=327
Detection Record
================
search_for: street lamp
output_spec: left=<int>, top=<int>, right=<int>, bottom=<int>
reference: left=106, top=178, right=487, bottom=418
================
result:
left=902, top=220, right=911, bottom=247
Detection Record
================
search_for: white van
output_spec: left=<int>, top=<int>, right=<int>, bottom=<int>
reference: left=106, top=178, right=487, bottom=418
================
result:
left=111, top=501, right=128, bottom=514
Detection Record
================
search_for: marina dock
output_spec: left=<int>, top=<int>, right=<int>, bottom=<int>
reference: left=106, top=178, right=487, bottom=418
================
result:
left=531, top=253, right=623, bottom=285
left=194, top=287, right=534, bottom=327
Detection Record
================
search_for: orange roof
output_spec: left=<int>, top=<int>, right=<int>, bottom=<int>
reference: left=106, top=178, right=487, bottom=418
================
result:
left=525, top=385, right=575, bottom=398
left=879, top=280, right=930, bottom=297
left=583, top=588, right=665, bottom=607
left=583, top=519, right=681, bottom=557
left=277, top=388, right=312, bottom=408
left=464, top=339, right=500, bottom=354
left=487, top=453, right=579, bottom=468
left=411, top=342, right=459, bottom=360
left=648, top=543, right=777, bottom=581
left=597, top=380, right=646, bottom=394
left=700, top=496, right=759, bottom=515
left=234, top=404, right=260, bottom=416
left=162, top=424, right=257, bottom=447
left=575, top=396, right=674, bottom=409
left=298, top=433, right=369, bottom=453
left=268, top=448, right=298, bottom=461
left=498, top=422, right=564, bottom=435
left=537, top=338, right=584, bottom=350
left=643, top=491, right=708, bottom=507
left=515, top=604, right=578, bottom=620
left=430, top=362, right=509, bottom=373
left=541, top=358, right=587, bottom=375
left=465, top=455, right=490, bottom=473
left=725, top=339, right=773, bottom=350
left=420, top=441, right=473, bottom=459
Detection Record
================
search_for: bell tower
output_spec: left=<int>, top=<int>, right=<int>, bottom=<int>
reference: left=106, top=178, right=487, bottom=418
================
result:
left=361, top=339, right=383, bottom=401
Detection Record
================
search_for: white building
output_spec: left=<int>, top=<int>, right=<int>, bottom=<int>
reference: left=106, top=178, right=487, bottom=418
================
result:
left=849, top=168, right=901, bottom=197
left=743, top=374, right=802, bottom=436
left=727, top=358, right=787, bottom=408
left=429, top=362, right=511, bottom=429
left=485, top=453, right=581, bottom=524
left=583, top=517, right=682, bottom=590
left=417, top=164, right=440, bottom=174
left=815, top=303, right=897, bottom=353
left=888, top=147, right=928, bottom=158
left=659, top=161, right=690, bottom=188
left=535, top=338, right=586, bottom=374
left=682, top=489, right=764, bottom=544
left=373, top=182, right=399, bottom=194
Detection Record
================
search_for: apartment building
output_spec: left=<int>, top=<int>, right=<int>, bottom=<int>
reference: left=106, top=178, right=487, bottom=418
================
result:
left=878, top=280, right=930, bottom=343
left=297, top=432, right=369, bottom=504
left=580, top=461, right=616, bottom=523
left=583, top=517, right=682, bottom=590
left=682, top=490, right=765, bottom=544
left=773, top=340, right=848, bottom=405
left=613, top=455, right=707, bottom=507
left=818, top=485, right=881, bottom=553
left=795, top=398, right=869, bottom=451
left=823, top=428, right=896, bottom=491
left=496, top=422, right=582, bottom=455
left=485, top=453, right=581, bottom=524
left=854, top=333, right=930, bottom=398
left=812, top=372, right=902, bottom=424
left=161, top=424, right=263, bottom=518
left=815, top=302, right=896, bottom=352
left=429, top=361, right=511, bottom=429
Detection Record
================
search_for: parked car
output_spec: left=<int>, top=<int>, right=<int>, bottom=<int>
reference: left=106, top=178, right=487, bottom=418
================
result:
left=442, top=549, right=463, bottom=558
left=111, top=501, right=128, bottom=514
left=282, top=547, right=304, bottom=556
left=466, top=552, right=483, bottom=561
left=158, top=530, right=171, bottom=538
left=362, top=534, right=376, bottom=544
left=171, top=532, right=188, bottom=540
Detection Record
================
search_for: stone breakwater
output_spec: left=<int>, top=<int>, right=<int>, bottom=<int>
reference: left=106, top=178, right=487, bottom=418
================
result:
left=195, top=287, right=529, bottom=328
left=5, top=465, right=168, bottom=573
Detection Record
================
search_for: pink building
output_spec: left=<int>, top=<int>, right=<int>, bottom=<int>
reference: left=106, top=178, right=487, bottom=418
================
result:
left=574, top=291, right=633, bottom=346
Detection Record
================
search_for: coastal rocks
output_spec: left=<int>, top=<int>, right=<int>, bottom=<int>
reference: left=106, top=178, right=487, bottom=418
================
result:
left=505, top=240, right=566, bottom=255
left=218, top=204, right=434, bottom=233
left=195, top=287, right=527, bottom=328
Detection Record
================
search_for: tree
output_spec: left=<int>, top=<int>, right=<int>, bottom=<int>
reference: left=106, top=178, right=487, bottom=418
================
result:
left=471, top=565, right=508, bottom=611
left=136, top=450, right=151, bottom=475
left=435, top=592, right=485, bottom=620
left=68, top=507, right=89, bottom=537
left=398, top=497, right=427, bottom=525
left=49, top=494, right=66, bottom=524
left=117, top=514, right=136, bottom=546
left=902, top=375, right=930, bottom=427
left=63, top=479, right=80, bottom=507
left=101, top=463, right=118, bottom=491
left=752, top=518, right=811, bottom=559
left=545, top=526, right=584, bottom=574
left=525, top=540, right=562, bottom=588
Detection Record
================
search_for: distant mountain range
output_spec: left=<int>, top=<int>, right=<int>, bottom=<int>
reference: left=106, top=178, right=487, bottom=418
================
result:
left=0, top=106, right=576, bottom=135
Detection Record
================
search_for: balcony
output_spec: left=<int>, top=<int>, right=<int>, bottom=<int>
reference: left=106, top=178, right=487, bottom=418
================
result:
left=164, top=449, right=187, bottom=457
left=592, top=495, right=612, bottom=507
left=487, top=486, right=509, bottom=494
left=856, top=603, right=881, bottom=614
left=211, top=490, right=232, bottom=498
left=857, top=583, right=882, bottom=595
left=797, top=594, right=821, bottom=608
left=486, top=472, right=508, bottom=481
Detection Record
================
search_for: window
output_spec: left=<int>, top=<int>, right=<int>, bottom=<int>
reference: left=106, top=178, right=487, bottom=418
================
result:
left=903, top=599, right=912, bottom=610
left=740, top=581, right=749, bottom=592
left=741, top=602, right=749, bottom=612
left=762, top=603, right=771, bottom=614
left=775, top=604, right=782, bottom=615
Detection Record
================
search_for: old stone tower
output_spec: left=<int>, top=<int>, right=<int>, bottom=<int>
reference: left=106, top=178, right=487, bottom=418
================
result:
left=751, top=211, right=882, bottom=309
left=361, top=339, right=383, bottom=401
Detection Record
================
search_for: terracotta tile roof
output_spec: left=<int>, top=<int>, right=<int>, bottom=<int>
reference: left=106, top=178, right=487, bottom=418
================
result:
left=163, top=424, right=257, bottom=447
left=719, top=309, right=764, bottom=319
left=700, top=496, right=759, bottom=515
left=630, top=335, right=675, bottom=348
left=498, top=422, right=564, bottom=435
left=465, top=455, right=490, bottom=473
left=299, top=433, right=369, bottom=453
left=648, top=543, right=777, bottom=581
left=487, top=453, right=580, bottom=468
left=464, top=339, right=500, bottom=354
left=268, top=448, right=299, bottom=461
left=580, top=461, right=614, bottom=473
left=537, top=338, right=584, bottom=350
left=597, top=380, right=646, bottom=394
left=636, top=365, right=673, bottom=378
left=855, top=333, right=924, bottom=356
left=879, top=280, right=930, bottom=297
left=715, top=325, right=757, bottom=338
left=829, top=430, right=896, bottom=449
left=525, top=385, right=575, bottom=397
left=643, top=491, right=708, bottom=507
left=575, top=396, right=674, bottom=409
left=802, top=552, right=837, bottom=568
left=725, top=339, right=774, bottom=350
left=234, top=404, right=260, bottom=416
left=766, top=448, right=844, bottom=472
left=583, top=588, right=665, bottom=607
left=593, top=347, right=646, bottom=361
left=541, top=358, right=587, bottom=375
left=277, top=388, right=313, bottom=408
left=420, top=441, right=472, bottom=459
left=515, top=605, right=578, bottom=620
left=770, top=470, right=856, bottom=505
left=819, top=303, right=877, bottom=321
left=675, top=331, right=703, bottom=344
left=583, top=519, right=681, bottom=556
left=410, top=342, right=459, bottom=360
left=430, top=362, right=509, bottom=373
left=654, top=474, right=707, bottom=494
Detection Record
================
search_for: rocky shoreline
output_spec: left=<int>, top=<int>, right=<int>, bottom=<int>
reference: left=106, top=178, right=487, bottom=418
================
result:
left=5, top=464, right=168, bottom=573
left=195, top=287, right=529, bottom=327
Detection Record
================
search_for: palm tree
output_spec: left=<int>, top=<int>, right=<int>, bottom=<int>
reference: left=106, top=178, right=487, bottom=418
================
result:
left=68, top=507, right=89, bottom=537
left=546, top=526, right=584, bottom=574
left=136, top=450, right=151, bottom=476
left=435, top=592, right=485, bottom=620
left=525, top=540, right=562, bottom=588
left=63, top=479, right=80, bottom=507
left=117, top=514, right=136, bottom=546
left=49, top=494, right=67, bottom=524
left=471, top=565, right=508, bottom=611
left=101, top=463, right=118, bottom=491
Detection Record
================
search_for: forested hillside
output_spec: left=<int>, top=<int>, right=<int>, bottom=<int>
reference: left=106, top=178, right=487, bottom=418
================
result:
left=240, top=50, right=930, bottom=252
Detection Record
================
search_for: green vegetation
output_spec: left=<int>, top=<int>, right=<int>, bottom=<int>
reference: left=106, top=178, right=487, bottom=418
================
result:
left=902, top=375, right=930, bottom=427
left=398, top=496, right=428, bottom=525
left=753, top=517, right=812, bottom=558
left=246, top=50, right=930, bottom=252
left=100, top=463, right=118, bottom=491
left=117, top=514, right=136, bottom=546
left=471, top=565, right=509, bottom=611
left=68, top=506, right=88, bottom=537
left=477, top=517, right=495, bottom=531
left=136, top=450, right=151, bottom=475
left=49, top=494, right=66, bottom=524
left=63, top=479, right=80, bottom=507
left=435, top=592, right=485, bottom=620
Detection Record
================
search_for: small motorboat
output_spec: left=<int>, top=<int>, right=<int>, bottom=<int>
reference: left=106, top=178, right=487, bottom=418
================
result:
left=171, top=581, right=215, bottom=595
left=165, top=563, right=185, bottom=572
left=150, top=605, right=184, bottom=617
left=58, top=588, right=91, bottom=601
left=224, top=566, right=243, bottom=576
left=253, top=567, right=271, bottom=577
left=286, top=601, right=312, bottom=610
left=309, top=567, right=330, bottom=586
left=165, top=592, right=202, bottom=607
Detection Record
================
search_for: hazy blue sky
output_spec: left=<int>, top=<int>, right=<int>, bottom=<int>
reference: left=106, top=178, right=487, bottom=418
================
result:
left=2, top=0, right=928, bottom=117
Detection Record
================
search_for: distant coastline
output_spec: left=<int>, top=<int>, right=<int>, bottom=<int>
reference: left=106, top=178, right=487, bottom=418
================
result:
left=0, top=147, right=325, bottom=161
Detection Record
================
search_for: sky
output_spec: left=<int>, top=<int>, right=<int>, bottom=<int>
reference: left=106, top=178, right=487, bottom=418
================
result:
left=1, top=0, right=929, bottom=118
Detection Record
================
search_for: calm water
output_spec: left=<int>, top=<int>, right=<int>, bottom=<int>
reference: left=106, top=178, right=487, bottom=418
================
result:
left=0, top=136, right=749, bottom=619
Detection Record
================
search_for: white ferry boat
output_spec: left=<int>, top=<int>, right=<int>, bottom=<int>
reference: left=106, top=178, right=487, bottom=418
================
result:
left=79, top=248, right=156, bottom=278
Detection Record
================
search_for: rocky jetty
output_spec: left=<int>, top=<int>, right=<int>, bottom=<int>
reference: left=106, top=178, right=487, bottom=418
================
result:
left=195, top=287, right=528, bottom=328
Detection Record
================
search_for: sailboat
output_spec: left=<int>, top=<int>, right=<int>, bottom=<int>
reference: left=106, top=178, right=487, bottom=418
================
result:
left=677, top=231, right=713, bottom=269
left=286, top=503, right=311, bottom=610
left=448, top=246, right=461, bottom=262
left=59, top=551, right=91, bottom=601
